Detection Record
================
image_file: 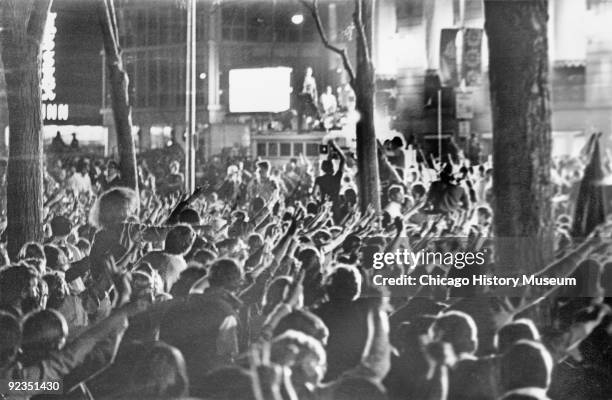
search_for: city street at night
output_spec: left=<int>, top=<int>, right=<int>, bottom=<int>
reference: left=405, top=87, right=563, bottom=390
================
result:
left=1, top=1, right=612, bottom=399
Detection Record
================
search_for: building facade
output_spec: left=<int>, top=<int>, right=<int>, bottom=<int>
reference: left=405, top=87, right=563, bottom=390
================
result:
left=105, top=0, right=354, bottom=154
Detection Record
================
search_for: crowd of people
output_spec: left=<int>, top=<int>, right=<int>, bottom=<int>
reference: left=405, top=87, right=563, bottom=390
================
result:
left=0, top=133, right=611, bottom=400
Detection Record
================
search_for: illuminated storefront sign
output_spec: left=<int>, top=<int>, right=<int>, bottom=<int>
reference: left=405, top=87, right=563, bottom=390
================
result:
left=41, top=12, right=69, bottom=121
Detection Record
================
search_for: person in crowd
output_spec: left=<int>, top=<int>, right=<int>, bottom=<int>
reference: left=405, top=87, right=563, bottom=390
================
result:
left=424, top=163, right=470, bottom=214
left=141, top=224, right=196, bottom=292
left=314, top=140, right=345, bottom=207
left=0, top=129, right=609, bottom=400
left=247, top=160, right=281, bottom=202
left=165, top=160, right=185, bottom=194
left=320, top=85, right=338, bottom=116
left=159, top=258, right=243, bottom=396
left=70, top=133, right=80, bottom=150
left=313, top=265, right=369, bottom=382
left=99, top=160, right=123, bottom=191
left=499, top=340, right=554, bottom=400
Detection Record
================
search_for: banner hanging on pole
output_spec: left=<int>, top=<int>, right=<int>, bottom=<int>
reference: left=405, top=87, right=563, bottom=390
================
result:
left=439, top=29, right=459, bottom=86
left=462, top=28, right=483, bottom=86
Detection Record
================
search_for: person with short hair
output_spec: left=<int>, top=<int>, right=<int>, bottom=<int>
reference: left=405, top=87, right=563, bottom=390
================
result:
left=313, top=265, right=369, bottom=382
left=495, top=319, right=540, bottom=354
left=314, top=140, right=345, bottom=206
left=0, top=264, right=40, bottom=318
left=159, top=258, right=244, bottom=396
left=430, top=309, right=502, bottom=400
left=99, top=160, right=123, bottom=191
left=141, top=224, right=196, bottom=292
left=247, top=160, right=280, bottom=202
left=499, top=340, right=554, bottom=400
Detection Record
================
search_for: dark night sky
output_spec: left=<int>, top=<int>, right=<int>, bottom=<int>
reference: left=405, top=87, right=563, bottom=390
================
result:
left=52, top=0, right=103, bottom=125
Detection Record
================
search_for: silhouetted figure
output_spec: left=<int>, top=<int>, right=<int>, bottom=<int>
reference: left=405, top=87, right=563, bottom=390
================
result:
left=50, top=131, right=66, bottom=154
left=70, top=133, right=80, bottom=150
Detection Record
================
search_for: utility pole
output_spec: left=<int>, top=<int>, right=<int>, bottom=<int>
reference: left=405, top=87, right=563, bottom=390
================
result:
left=185, top=0, right=196, bottom=193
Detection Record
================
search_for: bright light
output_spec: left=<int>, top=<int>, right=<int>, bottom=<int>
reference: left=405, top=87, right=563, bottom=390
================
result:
left=41, top=12, right=69, bottom=121
left=291, top=13, right=304, bottom=25
left=199, top=72, right=207, bottom=80
left=229, top=67, right=293, bottom=113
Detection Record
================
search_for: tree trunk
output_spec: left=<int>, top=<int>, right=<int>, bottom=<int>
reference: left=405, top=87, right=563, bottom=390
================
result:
left=1, top=0, right=52, bottom=259
left=98, top=0, right=138, bottom=192
left=354, top=0, right=381, bottom=213
left=484, top=0, right=553, bottom=273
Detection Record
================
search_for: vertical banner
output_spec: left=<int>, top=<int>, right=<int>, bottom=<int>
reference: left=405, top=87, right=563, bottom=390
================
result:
left=462, top=28, right=483, bottom=86
left=439, top=28, right=459, bottom=86
left=455, top=91, right=474, bottom=119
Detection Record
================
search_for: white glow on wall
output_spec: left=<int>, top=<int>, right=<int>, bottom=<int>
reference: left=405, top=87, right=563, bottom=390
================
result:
left=229, top=67, right=293, bottom=113
left=41, top=12, right=69, bottom=121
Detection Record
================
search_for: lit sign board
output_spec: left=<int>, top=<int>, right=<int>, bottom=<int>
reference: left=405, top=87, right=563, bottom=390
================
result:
left=41, top=12, right=69, bottom=121
left=229, top=67, right=292, bottom=113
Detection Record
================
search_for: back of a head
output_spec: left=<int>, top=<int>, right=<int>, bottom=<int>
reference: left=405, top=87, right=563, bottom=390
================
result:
left=271, top=330, right=327, bottom=385
left=200, top=366, right=255, bottom=400
left=190, top=248, right=216, bottom=267
left=44, top=244, right=68, bottom=271
left=42, top=272, right=69, bottom=310
left=77, top=238, right=91, bottom=255
left=50, top=215, right=72, bottom=237
left=297, top=247, right=322, bottom=273
left=164, top=224, right=196, bottom=255
left=91, top=187, right=139, bottom=228
left=432, top=310, right=478, bottom=355
left=0, top=264, right=38, bottom=307
left=128, top=341, right=189, bottom=399
left=208, top=258, right=243, bottom=289
left=496, top=319, right=540, bottom=354
left=21, top=309, right=68, bottom=362
left=273, top=309, right=329, bottom=344
left=500, top=340, right=553, bottom=393
left=170, top=265, right=207, bottom=297
left=321, top=159, right=334, bottom=174
left=19, top=242, right=45, bottom=261
left=178, top=208, right=201, bottom=225
left=0, top=311, right=21, bottom=367
left=325, top=265, right=362, bottom=301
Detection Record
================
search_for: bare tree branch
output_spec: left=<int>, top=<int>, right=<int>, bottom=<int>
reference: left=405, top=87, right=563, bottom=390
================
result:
left=353, top=0, right=371, bottom=65
left=299, top=0, right=356, bottom=86
left=108, top=0, right=120, bottom=49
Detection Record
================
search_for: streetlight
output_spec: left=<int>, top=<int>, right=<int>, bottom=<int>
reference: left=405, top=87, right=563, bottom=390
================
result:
left=291, top=13, right=304, bottom=25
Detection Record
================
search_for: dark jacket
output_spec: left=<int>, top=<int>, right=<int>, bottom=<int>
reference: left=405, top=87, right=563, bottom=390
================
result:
left=158, top=287, right=242, bottom=395
left=313, top=298, right=369, bottom=382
